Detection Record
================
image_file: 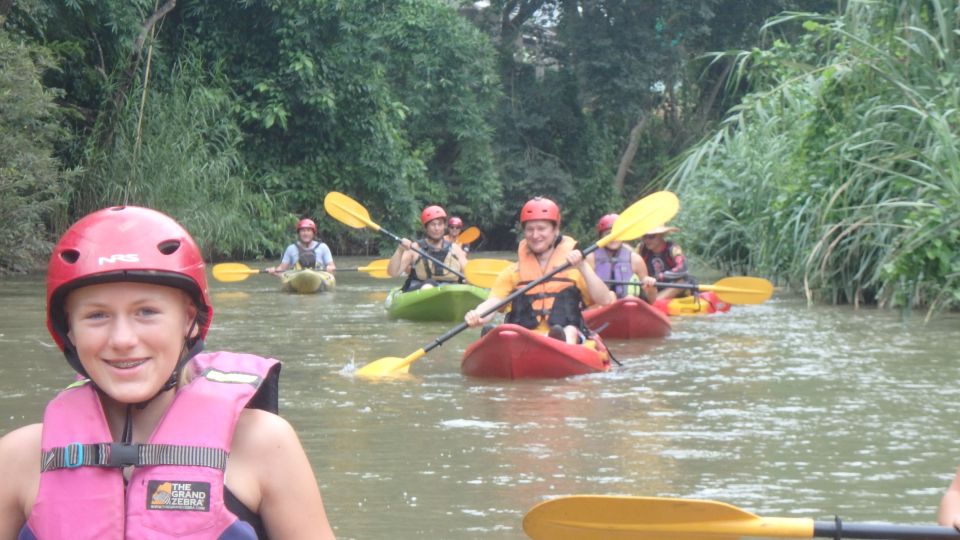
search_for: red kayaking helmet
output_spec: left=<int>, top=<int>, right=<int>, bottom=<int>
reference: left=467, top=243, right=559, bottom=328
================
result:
left=448, top=216, right=463, bottom=228
left=520, top=197, right=560, bottom=225
left=46, top=206, right=212, bottom=376
left=297, top=218, right=317, bottom=232
left=596, top=213, right=618, bottom=236
left=421, top=205, right=447, bottom=226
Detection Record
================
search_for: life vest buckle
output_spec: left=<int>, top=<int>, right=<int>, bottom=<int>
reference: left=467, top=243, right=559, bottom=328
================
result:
left=106, top=442, right=141, bottom=467
left=64, top=442, right=84, bottom=468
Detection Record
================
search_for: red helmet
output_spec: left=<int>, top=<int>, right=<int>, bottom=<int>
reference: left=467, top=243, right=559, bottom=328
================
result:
left=46, top=206, right=212, bottom=375
left=596, top=213, right=618, bottom=236
left=297, top=218, right=317, bottom=232
left=448, top=216, right=463, bottom=228
left=520, top=197, right=560, bottom=225
left=421, top=205, right=447, bottom=226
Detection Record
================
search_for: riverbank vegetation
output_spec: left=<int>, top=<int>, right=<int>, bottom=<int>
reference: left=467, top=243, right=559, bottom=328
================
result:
left=669, top=2, right=960, bottom=313
left=1, top=1, right=955, bottom=310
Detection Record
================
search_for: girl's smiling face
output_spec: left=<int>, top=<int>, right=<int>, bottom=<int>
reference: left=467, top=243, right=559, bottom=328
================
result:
left=65, top=281, right=197, bottom=404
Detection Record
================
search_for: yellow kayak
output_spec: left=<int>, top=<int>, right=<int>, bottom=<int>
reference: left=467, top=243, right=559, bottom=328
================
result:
left=281, top=269, right=335, bottom=294
left=653, top=291, right=731, bottom=316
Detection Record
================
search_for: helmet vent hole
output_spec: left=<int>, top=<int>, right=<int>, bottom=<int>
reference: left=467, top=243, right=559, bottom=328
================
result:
left=59, top=249, right=80, bottom=264
left=157, top=240, right=181, bottom=255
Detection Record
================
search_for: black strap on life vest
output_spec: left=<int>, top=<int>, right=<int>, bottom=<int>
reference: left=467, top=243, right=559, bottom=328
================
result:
left=41, top=441, right=228, bottom=472
left=416, top=237, right=452, bottom=279
left=296, top=242, right=318, bottom=269
left=506, top=281, right=584, bottom=330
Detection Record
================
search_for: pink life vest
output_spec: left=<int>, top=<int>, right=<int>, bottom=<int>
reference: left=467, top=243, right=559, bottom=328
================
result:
left=23, top=351, right=279, bottom=540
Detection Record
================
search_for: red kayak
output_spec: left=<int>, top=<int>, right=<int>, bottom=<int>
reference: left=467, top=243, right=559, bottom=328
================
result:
left=460, top=323, right=611, bottom=379
left=583, top=297, right=671, bottom=339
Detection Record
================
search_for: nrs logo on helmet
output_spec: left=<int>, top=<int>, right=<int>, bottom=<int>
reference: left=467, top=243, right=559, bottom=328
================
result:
left=98, top=254, right=141, bottom=266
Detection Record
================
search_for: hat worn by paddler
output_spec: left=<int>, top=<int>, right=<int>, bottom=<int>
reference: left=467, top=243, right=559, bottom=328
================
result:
left=645, top=224, right=680, bottom=236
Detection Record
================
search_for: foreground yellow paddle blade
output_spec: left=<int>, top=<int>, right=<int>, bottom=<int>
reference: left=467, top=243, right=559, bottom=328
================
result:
left=464, top=258, right=513, bottom=288
left=324, top=191, right=381, bottom=231
left=457, top=226, right=481, bottom=244
left=523, top=495, right=959, bottom=540
left=523, top=496, right=811, bottom=540
left=355, top=349, right=423, bottom=377
left=702, top=277, right=774, bottom=304
left=357, top=259, right=392, bottom=279
left=211, top=262, right=264, bottom=282
left=598, top=191, right=680, bottom=248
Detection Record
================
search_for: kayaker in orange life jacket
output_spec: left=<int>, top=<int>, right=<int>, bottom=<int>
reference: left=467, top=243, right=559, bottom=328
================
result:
left=464, top=197, right=615, bottom=344
left=638, top=224, right=693, bottom=301
left=585, top=213, right=658, bottom=303
left=388, top=205, right=469, bottom=292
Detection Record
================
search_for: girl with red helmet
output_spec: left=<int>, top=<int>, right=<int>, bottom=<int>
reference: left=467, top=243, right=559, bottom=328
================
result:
left=267, top=217, right=336, bottom=275
left=463, top=198, right=615, bottom=344
left=0, top=206, right=335, bottom=539
left=585, top=213, right=658, bottom=302
left=443, top=216, right=464, bottom=247
left=387, top=205, right=468, bottom=291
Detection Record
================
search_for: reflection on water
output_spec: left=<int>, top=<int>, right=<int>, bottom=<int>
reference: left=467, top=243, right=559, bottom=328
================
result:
left=1, top=257, right=959, bottom=538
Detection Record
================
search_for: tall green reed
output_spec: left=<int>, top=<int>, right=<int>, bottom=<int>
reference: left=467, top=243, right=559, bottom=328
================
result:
left=668, top=0, right=960, bottom=315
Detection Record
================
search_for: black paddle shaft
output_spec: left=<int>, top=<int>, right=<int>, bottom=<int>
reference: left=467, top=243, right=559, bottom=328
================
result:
left=604, top=279, right=698, bottom=290
left=378, top=227, right=467, bottom=280
left=420, top=244, right=601, bottom=355
left=814, top=520, right=960, bottom=539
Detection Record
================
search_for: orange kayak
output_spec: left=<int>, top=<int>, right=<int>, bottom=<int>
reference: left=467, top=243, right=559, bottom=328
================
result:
left=582, top=297, right=671, bottom=339
left=460, top=324, right=610, bottom=379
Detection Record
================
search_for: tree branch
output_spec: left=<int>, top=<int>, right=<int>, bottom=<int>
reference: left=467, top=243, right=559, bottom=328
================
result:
left=613, top=113, right=649, bottom=195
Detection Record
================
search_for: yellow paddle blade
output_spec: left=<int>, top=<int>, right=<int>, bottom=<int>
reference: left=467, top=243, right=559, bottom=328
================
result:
left=598, top=191, right=680, bottom=249
left=457, top=226, right=481, bottom=245
left=323, top=191, right=381, bottom=231
left=357, top=259, right=392, bottom=279
left=211, top=263, right=262, bottom=283
left=702, top=276, right=774, bottom=305
left=355, top=349, right=425, bottom=377
left=464, top=258, right=513, bottom=288
left=523, top=496, right=813, bottom=540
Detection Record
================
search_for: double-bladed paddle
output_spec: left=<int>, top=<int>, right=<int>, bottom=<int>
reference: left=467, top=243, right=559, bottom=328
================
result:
left=602, top=276, right=774, bottom=305
left=353, top=191, right=680, bottom=377
left=324, top=192, right=467, bottom=280
left=210, top=260, right=390, bottom=282
left=523, top=495, right=959, bottom=540
left=468, top=265, right=773, bottom=306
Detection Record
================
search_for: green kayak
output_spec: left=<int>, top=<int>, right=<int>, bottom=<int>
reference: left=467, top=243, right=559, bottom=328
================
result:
left=385, top=284, right=489, bottom=322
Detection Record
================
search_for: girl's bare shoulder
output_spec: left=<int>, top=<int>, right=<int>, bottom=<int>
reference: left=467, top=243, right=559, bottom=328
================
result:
left=0, top=423, right=41, bottom=461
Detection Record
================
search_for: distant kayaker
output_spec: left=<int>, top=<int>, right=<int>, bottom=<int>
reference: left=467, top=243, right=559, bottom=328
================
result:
left=0, top=206, right=335, bottom=539
left=444, top=216, right=468, bottom=252
left=267, top=217, right=336, bottom=275
left=586, top=213, right=658, bottom=303
left=388, top=205, right=468, bottom=291
left=464, top=197, right=615, bottom=344
left=638, top=224, right=692, bottom=301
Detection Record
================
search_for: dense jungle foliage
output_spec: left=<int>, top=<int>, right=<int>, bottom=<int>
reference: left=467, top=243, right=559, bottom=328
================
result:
left=1, top=0, right=956, bottom=310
